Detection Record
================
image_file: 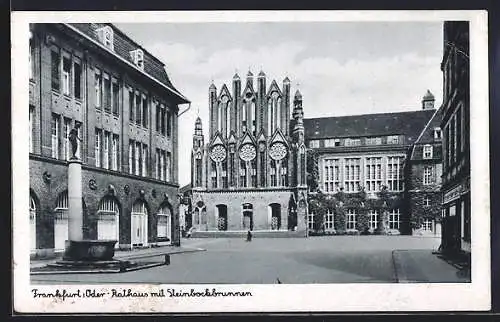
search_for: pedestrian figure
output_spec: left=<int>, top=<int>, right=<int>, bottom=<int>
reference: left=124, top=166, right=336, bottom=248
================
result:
left=246, top=230, right=252, bottom=242
left=68, top=123, right=83, bottom=159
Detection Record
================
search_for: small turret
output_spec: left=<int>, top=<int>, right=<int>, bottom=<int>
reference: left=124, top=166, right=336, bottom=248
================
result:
left=422, top=89, right=435, bottom=110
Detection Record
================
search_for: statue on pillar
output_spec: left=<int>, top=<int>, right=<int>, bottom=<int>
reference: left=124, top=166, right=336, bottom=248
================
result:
left=69, top=123, right=82, bottom=160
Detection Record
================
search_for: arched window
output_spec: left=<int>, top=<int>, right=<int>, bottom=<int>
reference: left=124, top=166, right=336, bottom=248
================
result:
left=280, top=157, right=288, bottom=186
left=270, top=160, right=277, bottom=187
left=275, top=97, right=281, bottom=130
left=30, top=194, right=36, bottom=252
left=157, top=204, right=171, bottom=241
left=97, top=196, right=120, bottom=247
left=217, top=101, right=222, bottom=133
left=226, top=100, right=231, bottom=138
left=251, top=100, right=256, bottom=135
left=131, top=200, right=148, bottom=247
left=54, top=191, right=69, bottom=251
left=242, top=101, right=247, bottom=132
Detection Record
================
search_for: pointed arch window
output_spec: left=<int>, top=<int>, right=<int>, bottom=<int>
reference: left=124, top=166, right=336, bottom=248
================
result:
left=240, top=160, right=247, bottom=187
left=280, top=157, right=288, bottom=186
left=217, top=101, right=222, bottom=134
left=211, top=160, right=218, bottom=188
left=270, top=160, right=277, bottom=187
left=268, top=92, right=281, bottom=134
left=251, top=100, right=257, bottom=136
left=225, top=98, right=231, bottom=138
left=242, top=101, right=247, bottom=133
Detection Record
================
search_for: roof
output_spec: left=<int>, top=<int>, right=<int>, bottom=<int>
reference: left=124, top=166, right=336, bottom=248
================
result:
left=66, top=23, right=189, bottom=104
left=304, top=109, right=435, bottom=143
left=414, top=105, right=443, bottom=145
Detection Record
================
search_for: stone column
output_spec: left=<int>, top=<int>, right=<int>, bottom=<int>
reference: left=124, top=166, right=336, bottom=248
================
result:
left=68, top=158, right=83, bottom=241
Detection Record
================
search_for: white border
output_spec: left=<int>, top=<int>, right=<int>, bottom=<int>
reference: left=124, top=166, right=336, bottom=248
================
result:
left=12, top=10, right=490, bottom=313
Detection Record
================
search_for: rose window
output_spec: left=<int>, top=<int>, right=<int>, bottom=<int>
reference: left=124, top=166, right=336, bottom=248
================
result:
left=239, top=144, right=256, bottom=161
left=269, top=142, right=287, bottom=161
left=210, top=145, right=226, bottom=162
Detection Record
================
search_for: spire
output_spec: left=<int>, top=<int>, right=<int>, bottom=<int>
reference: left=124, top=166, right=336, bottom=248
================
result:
left=194, top=117, right=203, bottom=136
left=294, top=89, right=302, bottom=101
left=233, top=72, right=240, bottom=80
left=209, top=81, right=216, bottom=91
left=283, top=76, right=290, bottom=85
left=258, top=70, right=266, bottom=78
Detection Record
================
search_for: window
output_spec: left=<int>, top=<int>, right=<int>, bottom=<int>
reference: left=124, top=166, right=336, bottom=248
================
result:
left=222, top=161, right=228, bottom=188
left=323, top=158, right=340, bottom=193
left=240, top=160, right=247, bottom=187
left=344, top=158, right=360, bottom=192
left=226, top=102, right=231, bottom=137
left=97, top=26, right=114, bottom=51
left=95, top=129, right=102, bottom=167
left=142, top=144, right=148, bottom=177
left=366, top=137, right=382, bottom=145
left=142, top=97, right=148, bottom=128
left=166, top=152, right=171, bottom=181
left=111, top=134, right=119, bottom=171
left=365, top=157, right=382, bottom=192
left=251, top=101, right=257, bottom=136
left=112, top=82, right=119, bottom=115
left=62, top=55, right=71, bottom=95
left=309, top=140, right=320, bottom=148
left=129, top=90, right=134, bottom=122
left=217, top=100, right=222, bottom=134
left=280, top=159, right=287, bottom=186
left=73, top=60, right=82, bottom=99
left=130, top=49, right=144, bottom=69
left=325, top=210, right=334, bottom=231
left=422, top=219, right=433, bottom=232
left=345, top=138, right=361, bottom=146
left=156, top=104, right=166, bottom=135
left=368, top=210, right=378, bottom=230
left=434, top=128, right=442, bottom=140
left=308, top=212, right=315, bottom=230
left=135, top=142, right=141, bottom=176
left=29, top=106, right=34, bottom=153
left=51, top=114, right=60, bottom=159
left=388, top=209, right=400, bottom=230
left=346, top=209, right=357, bottom=230
left=128, top=141, right=134, bottom=174
left=135, top=93, right=142, bottom=126
left=324, top=138, right=340, bottom=147
left=387, top=135, right=399, bottom=144
left=424, top=196, right=431, bottom=207
left=103, top=74, right=111, bottom=112
left=387, top=156, right=404, bottom=191
left=268, top=92, right=281, bottom=134
left=95, top=70, right=102, bottom=108
left=211, top=161, right=218, bottom=188
left=259, top=147, right=265, bottom=186
left=51, top=50, right=60, bottom=91
left=251, top=160, right=257, bottom=187
left=63, top=118, right=71, bottom=160
left=103, top=131, right=110, bottom=169
left=270, top=160, right=277, bottom=187
left=166, top=110, right=172, bottom=137
left=156, top=149, right=166, bottom=180
left=423, top=145, right=433, bottom=159
left=29, top=30, right=34, bottom=80
left=423, top=166, right=433, bottom=185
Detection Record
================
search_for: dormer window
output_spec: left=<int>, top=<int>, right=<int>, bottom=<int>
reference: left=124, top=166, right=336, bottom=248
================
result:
left=433, top=127, right=442, bottom=140
left=130, top=49, right=144, bottom=70
left=423, top=144, right=433, bottom=159
left=96, top=26, right=114, bottom=51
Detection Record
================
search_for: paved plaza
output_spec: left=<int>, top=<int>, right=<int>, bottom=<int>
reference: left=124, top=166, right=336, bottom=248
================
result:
left=30, top=236, right=469, bottom=284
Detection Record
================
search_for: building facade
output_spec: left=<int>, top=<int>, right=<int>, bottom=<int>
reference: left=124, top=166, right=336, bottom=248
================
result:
left=188, top=71, right=308, bottom=236
left=305, top=92, right=438, bottom=235
left=440, top=21, right=471, bottom=254
left=29, top=23, right=190, bottom=258
left=407, top=92, right=444, bottom=237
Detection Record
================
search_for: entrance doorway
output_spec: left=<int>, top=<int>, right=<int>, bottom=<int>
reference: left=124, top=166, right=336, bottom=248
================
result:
left=131, top=200, right=148, bottom=247
left=97, top=196, right=120, bottom=248
left=216, top=204, right=228, bottom=231
left=269, top=203, right=281, bottom=230
left=242, top=203, right=253, bottom=231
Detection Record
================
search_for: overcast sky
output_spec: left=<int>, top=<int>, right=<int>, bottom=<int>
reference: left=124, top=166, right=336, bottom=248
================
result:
left=114, top=22, right=444, bottom=187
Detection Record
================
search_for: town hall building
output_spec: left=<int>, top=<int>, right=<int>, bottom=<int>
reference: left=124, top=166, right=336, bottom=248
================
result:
left=188, top=71, right=308, bottom=237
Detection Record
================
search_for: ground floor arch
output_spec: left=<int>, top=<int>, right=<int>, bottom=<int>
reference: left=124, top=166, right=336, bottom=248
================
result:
left=131, top=199, right=148, bottom=247
left=216, top=204, right=228, bottom=231
left=97, top=196, right=120, bottom=248
left=157, top=203, right=172, bottom=242
left=54, top=191, right=69, bottom=252
left=30, top=193, right=37, bottom=253
left=268, top=203, right=281, bottom=230
left=242, top=203, right=253, bottom=231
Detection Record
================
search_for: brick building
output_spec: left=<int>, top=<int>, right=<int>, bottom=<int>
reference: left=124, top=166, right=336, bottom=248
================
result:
left=440, top=21, right=470, bottom=254
left=29, top=23, right=190, bottom=258
left=407, top=92, right=444, bottom=237
left=304, top=92, right=438, bottom=235
left=187, top=71, right=308, bottom=237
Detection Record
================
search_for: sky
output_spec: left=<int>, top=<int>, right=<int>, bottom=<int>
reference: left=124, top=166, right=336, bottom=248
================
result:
left=114, top=22, right=444, bottom=187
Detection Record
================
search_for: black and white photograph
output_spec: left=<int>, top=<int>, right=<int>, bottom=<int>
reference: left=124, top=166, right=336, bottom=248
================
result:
left=11, top=10, right=490, bottom=313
